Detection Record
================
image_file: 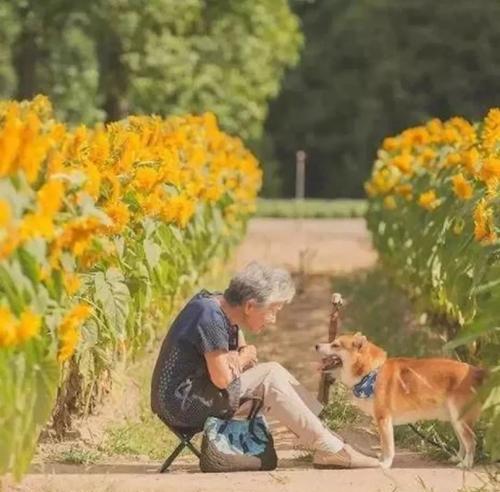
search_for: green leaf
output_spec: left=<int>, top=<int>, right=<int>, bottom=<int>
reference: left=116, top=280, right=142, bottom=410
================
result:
left=444, top=325, right=500, bottom=350
left=47, top=269, right=64, bottom=302
left=94, top=268, right=131, bottom=341
left=472, top=276, right=500, bottom=296
left=0, top=344, right=59, bottom=479
left=169, top=224, right=184, bottom=243
left=31, top=285, right=51, bottom=313
left=144, top=238, right=161, bottom=269
left=0, top=267, right=19, bottom=313
left=60, top=252, right=76, bottom=272
left=17, top=248, right=40, bottom=285
left=80, top=318, right=99, bottom=351
left=114, top=236, right=125, bottom=260
left=23, top=239, right=47, bottom=268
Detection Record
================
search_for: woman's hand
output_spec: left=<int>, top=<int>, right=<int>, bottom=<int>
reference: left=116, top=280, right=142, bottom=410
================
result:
left=238, top=344, right=258, bottom=370
left=205, top=346, right=257, bottom=389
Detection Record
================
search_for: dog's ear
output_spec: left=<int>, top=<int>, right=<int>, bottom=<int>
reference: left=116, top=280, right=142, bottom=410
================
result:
left=353, top=333, right=367, bottom=350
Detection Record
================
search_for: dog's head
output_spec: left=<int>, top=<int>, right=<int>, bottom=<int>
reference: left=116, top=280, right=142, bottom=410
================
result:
left=315, top=332, right=387, bottom=379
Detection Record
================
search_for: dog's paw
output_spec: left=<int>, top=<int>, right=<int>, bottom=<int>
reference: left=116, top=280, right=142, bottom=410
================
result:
left=456, top=458, right=473, bottom=470
left=379, top=458, right=393, bottom=469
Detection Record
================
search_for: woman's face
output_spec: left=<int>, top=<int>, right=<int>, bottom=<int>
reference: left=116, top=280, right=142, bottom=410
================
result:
left=243, top=300, right=284, bottom=333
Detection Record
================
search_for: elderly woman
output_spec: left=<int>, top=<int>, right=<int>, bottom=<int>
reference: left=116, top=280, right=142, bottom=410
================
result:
left=151, top=262, right=378, bottom=468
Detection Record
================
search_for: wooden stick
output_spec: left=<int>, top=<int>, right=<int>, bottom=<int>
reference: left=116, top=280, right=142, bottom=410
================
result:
left=317, top=292, right=344, bottom=404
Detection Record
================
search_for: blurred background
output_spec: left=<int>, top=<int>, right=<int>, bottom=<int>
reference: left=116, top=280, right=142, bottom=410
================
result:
left=2, top=0, right=500, bottom=199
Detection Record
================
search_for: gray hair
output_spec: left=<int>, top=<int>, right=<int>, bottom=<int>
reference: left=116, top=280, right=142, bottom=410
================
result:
left=224, top=262, right=296, bottom=306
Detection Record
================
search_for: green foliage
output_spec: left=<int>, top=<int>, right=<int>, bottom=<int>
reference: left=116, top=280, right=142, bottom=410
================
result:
left=265, top=0, right=500, bottom=197
left=93, top=269, right=131, bottom=342
left=256, top=198, right=367, bottom=219
left=393, top=419, right=491, bottom=464
left=0, top=2, right=17, bottom=95
left=480, top=367, right=500, bottom=460
left=0, top=343, right=59, bottom=480
left=322, top=385, right=361, bottom=431
left=52, top=445, right=103, bottom=465
left=1, top=0, right=302, bottom=139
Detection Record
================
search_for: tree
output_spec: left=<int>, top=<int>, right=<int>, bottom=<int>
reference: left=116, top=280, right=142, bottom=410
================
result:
left=1, top=0, right=302, bottom=140
left=5, top=0, right=102, bottom=124
left=0, top=2, right=17, bottom=96
left=265, top=0, right=500, bottom=197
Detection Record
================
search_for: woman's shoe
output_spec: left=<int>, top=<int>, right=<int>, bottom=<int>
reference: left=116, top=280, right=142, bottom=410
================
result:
left=313, top=444, right=380, bottom=469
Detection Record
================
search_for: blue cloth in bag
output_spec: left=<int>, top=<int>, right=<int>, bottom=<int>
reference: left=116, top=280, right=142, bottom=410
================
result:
left=199, top=398, right=277, bottom=472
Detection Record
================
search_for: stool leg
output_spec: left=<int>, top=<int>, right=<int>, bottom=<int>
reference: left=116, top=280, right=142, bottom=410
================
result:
left=186, top=440, right=201, bottom=458
left=159, top=441, right=186, bottom=473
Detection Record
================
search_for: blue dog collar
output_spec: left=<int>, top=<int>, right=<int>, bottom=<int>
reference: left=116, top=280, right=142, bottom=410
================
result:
left=352, top=369, right=378, bottom=399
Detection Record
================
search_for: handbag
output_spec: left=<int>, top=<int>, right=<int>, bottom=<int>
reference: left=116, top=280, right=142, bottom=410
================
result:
left=199, top=397, right=278, bottom=472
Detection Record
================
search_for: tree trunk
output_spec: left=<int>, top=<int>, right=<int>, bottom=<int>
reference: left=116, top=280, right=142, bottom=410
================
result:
left=12, top=7, right=40, bottom=100
left=96, top=29, right=129, bottom=122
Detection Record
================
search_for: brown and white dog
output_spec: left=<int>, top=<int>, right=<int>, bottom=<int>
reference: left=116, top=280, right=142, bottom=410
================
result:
left=316, top=333, right=486, bottom=469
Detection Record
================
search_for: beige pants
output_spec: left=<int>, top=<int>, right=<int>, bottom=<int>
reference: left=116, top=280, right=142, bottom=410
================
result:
left=236, top=362, right=344, bottom=453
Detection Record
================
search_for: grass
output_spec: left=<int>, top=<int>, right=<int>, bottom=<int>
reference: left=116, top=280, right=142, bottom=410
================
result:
left=255, top=198, right=367, bottom=219
left=50, top=445, right=103, bottom=465
left=322, top=385, right=362, bottom=430
left=103, top=418, right=179, bottom=460
left=392, top=419, right=491, bottom=463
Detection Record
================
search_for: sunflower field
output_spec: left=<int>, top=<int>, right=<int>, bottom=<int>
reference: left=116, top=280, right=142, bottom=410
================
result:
left=0, top=96, right=261, bottom=478
left=365, top=110, right=500, bottom=459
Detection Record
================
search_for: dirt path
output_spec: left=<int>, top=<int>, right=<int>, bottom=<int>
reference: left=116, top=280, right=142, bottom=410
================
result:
left=12, top=219, right=490, bottom=492
left=236, top=218, right=377, bottom=274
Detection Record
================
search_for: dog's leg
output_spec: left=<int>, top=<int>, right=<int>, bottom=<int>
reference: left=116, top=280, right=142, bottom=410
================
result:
left=448, top=399, right=477, bottom=469
left=376, top=415, right=394, bottom=469
left=453, top=419, right=476, bottom=469
left=449, top=415, right=466, bottom=464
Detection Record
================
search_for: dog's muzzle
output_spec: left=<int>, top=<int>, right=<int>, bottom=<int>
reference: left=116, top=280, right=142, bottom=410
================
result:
left=320, top=355, right=342, bottom=371
left=315, top=343, right=342, bottom=371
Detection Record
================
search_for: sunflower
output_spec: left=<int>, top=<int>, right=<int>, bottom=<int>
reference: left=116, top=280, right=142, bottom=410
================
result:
left=37, top=179, right=65, bottom=217
left=63, top=272, right=81, bottom=295
left=133, top=167, right=159, bottom=191
left=451, top=173, right=473, bottom=200
left=473, top=198, right=497, bottom=243
left=57, top=303, right=92, bottom=363
left=480, top=157, right=500, bottom=183
left=0, top=199, right=12, bottom=228
left=0, top=306, right=17, bottom=347
left=104, top=201, right=130, bottom=235
left=17, top=310, right=41, bottom=343
left=418, top=190, right=440, bottom=211
left=383, top=196, right=397, bottom=210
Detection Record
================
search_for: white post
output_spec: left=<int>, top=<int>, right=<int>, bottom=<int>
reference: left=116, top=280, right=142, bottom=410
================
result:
left=295, top=150, right=306, bottom=201
left=295, top=150, right=307, bottom=280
